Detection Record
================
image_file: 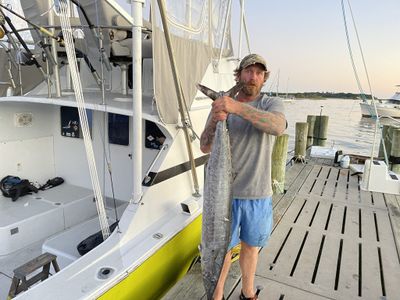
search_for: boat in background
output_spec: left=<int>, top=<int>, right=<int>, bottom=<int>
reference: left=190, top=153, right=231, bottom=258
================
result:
left=360, top=86, right=400, bottom=118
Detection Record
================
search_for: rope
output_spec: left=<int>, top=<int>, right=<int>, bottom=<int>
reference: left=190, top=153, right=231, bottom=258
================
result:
left=341, top=0, right=383, bottom=190
left=58, top=0, right=110, bottom=239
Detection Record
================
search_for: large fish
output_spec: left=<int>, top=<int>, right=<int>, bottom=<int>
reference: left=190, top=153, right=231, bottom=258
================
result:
left=197, top=83, right=243, bottom=300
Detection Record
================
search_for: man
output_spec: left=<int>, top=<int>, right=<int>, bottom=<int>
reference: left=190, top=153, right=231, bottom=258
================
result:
left=200, top=54, right=286, bottom=300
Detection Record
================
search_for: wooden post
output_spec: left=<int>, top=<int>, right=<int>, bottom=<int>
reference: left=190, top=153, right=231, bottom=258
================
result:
left=271, top=134, right=289, bottom=194
left=313, top=115, right=329, bottom=146
left=294, top=122, right=308, bottom=162
left=379, top=125, right=390, bottom=157
left=306, top=115, right=316, bottom=148
left=390, top=129, right=400, bottom=173
left=379, top=125, right=391, bottom=159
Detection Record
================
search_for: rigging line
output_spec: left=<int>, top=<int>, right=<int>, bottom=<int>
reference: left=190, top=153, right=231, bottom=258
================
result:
left=342, top=0, right=382, bottom=188
left=69, top=0, right=112, bottom=71
left=240, top=0, right=251, bottom=54
left=345, top=0, right=381, bottom=165
left=93, top=112, right=120, bottom=224
left=340, top=0, right=366, bottom=100
left=238, top=0, right=244, bottom=57
left=346, top=0, right=377, bottom=104
left=218, top=0, right=232, bottom=65
left=59, top=0, right=110, bottom=238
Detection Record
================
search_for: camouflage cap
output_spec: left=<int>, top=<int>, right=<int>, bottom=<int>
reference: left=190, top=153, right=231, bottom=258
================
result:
left=239, top=54, right=267, bottom=71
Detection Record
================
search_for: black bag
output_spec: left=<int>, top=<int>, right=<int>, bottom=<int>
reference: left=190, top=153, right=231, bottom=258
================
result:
left=0, top=175, right=38, bottom=201
left=39, top=177, right=64, bottom=190
left=77, top=221, right=119, bottom=256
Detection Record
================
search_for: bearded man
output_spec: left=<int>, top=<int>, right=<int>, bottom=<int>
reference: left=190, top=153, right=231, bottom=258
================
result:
left=200, top=54, right=286, bottom=300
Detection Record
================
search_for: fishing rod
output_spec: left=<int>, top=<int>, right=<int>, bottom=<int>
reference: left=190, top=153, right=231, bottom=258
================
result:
left=0, top=14, right=18, bottom=68
left=0, top=41, right=17, bottom=89
left=56, top=30, right=102, bottom=86
left=68, top=0, right=112, bottom=71
left=0, top=3, right=62, bottom=43
left=0, top=8, right=48, bottom=80
left=0, top=3, right=102, bottom=87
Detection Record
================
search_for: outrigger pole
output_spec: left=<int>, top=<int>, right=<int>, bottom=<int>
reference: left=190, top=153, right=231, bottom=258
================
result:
left=157, top=0, right=201, bottom=197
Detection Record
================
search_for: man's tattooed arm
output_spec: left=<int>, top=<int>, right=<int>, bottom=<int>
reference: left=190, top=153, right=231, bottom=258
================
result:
left=200, top=117, right=218, bottom=153
left=237, top=103, right=286, bottom=136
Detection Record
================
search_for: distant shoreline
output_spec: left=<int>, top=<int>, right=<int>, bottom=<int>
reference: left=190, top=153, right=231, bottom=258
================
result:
left=265, top=92, right=374, bottom=100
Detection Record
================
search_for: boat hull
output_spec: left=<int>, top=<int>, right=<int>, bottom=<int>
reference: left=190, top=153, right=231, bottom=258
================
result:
left=99, top=215, right=201, bottom=300
left=360, top=102, right=400, bottom=118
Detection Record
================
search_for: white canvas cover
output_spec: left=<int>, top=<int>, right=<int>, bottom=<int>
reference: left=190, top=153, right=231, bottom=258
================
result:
left=152, top=0, right=233, bottom=124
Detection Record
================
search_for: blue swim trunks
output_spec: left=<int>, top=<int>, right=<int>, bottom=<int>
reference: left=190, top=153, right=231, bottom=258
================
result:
left=228, top=197, right=273, bottom=249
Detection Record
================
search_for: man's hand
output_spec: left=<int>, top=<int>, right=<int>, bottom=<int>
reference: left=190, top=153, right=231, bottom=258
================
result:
left=211, top=96, right=240, bottom=122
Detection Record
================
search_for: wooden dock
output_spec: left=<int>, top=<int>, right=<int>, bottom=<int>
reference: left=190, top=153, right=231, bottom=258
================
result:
left=163, top=159, right=400, bottom=300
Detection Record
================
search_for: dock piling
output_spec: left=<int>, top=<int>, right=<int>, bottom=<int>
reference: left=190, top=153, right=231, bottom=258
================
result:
left=306, top=115, right=316, bottom=148
left=272, top=134, right=289, bottom=194
left=313, top=115, right=329, bottom=146
left=294, top=122, right=308, bottom=162
left=390, top=128, right=400, bottom=173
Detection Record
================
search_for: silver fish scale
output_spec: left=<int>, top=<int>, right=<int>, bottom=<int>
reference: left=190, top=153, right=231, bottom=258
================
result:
left=201, top=120, right=233, bottom=300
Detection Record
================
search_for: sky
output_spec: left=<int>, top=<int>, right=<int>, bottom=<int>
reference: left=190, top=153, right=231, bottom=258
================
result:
left=101, top=0, right=399, bottom=99
left=231, top=0, right=400, bottom=99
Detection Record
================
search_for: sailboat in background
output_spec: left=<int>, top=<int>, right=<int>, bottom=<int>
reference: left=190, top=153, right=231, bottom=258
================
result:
left=265, top=69, right=293, bottom=103
left=0, top=0, right=240, bottom=299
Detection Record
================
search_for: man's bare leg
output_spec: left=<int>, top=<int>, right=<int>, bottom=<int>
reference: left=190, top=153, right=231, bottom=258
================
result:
left=212, top=250, right=232, bottom=300
left=239, top=241, right=259, bottom=297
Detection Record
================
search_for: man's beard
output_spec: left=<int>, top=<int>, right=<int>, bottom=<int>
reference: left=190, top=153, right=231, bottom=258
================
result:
left=241, top=82, right=262, bottom=97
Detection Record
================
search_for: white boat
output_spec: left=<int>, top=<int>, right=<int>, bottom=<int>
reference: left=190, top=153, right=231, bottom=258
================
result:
left=360, top=88, right=400, bottom=118
left=0, top=0, right=239, bottom=299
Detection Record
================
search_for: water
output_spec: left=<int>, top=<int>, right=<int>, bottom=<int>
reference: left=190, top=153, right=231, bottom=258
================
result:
left=283, top=99, right=399, bottom=157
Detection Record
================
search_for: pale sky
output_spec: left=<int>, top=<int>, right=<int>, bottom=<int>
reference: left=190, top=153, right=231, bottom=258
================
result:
left=117, top=0, right=400, bottom=99
left=232, top=0, right=400, bottom=99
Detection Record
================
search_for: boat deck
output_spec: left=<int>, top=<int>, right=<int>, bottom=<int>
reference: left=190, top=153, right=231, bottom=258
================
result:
left=0, top=184, right=127, bottom=299
left=163, top=159, right=400, bottom=299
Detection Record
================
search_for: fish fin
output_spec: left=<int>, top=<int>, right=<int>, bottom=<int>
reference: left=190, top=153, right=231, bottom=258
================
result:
left=196, top=83, right=219, bottom=100
left=226, top=82, right=244, bottom=98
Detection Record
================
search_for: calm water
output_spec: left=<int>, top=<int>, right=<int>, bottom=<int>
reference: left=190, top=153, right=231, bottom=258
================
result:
left=283, top=99, right=399, bottom=157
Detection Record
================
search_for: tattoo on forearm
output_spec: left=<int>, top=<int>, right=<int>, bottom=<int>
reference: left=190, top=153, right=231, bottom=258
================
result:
left=241, top=105, right=281, bottom=134
left=201, top=123, right=216, bottom=147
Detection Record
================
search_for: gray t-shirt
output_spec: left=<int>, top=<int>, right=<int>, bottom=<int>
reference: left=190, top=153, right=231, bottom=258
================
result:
left=227, top=94, right=285, bottom=199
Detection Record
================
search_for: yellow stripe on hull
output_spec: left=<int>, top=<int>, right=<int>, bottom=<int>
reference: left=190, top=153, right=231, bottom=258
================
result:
left=99, top=215, right=202, bottom=300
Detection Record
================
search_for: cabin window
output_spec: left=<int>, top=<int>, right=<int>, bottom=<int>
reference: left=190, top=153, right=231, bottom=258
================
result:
left=108, top=113, right=129, bottom=146
left=60, top=106, right=92, bottom=138
left=145, top=121, right=166, bottom=150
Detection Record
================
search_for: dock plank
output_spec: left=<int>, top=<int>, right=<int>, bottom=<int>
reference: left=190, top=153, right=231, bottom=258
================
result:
left=230, top=277, right=331, bottom=300
left=320, top=167, right=338, bottom=199
left=162, top=161, right=400, bottom=300
left=333, top=169, right=349, bottom=202
left=385, top=194, right=400, bottom=261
